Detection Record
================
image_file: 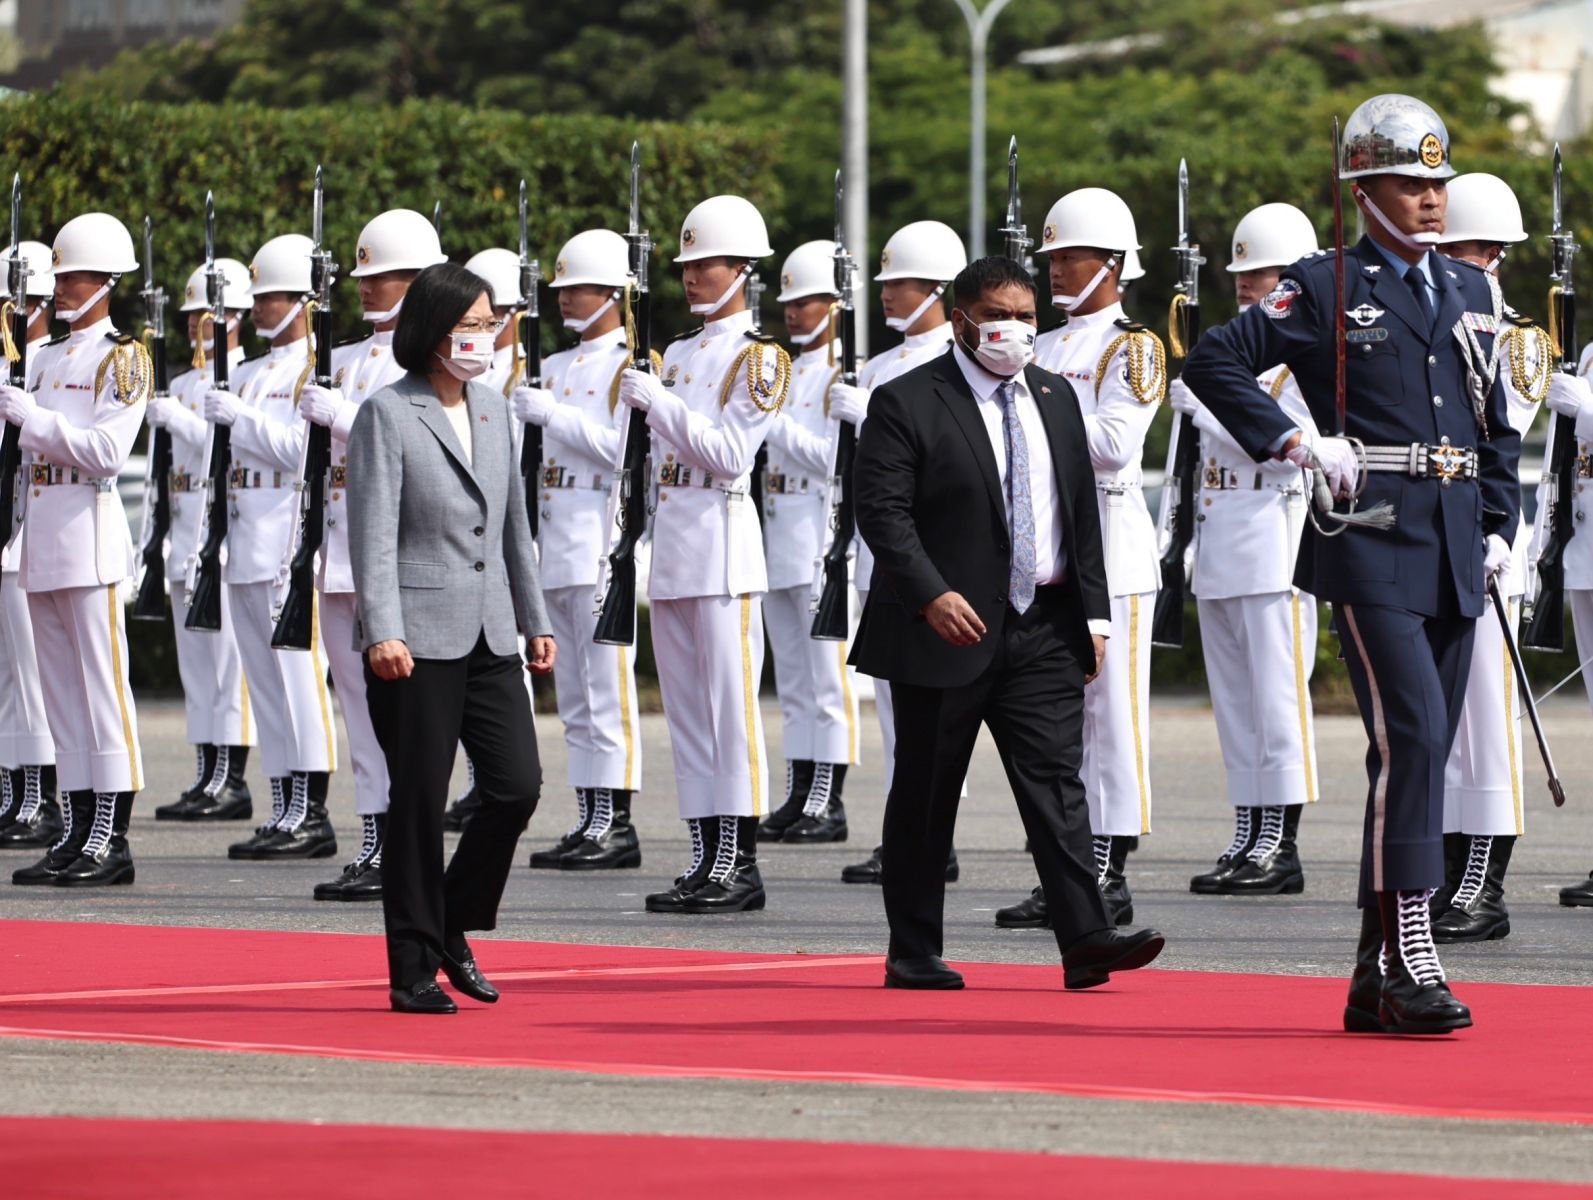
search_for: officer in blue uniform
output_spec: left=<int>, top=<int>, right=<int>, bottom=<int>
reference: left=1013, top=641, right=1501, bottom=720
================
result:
left=1185, top=94, right=1520, bottom=1036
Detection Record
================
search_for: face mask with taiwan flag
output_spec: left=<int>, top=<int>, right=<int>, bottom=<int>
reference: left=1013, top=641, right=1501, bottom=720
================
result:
left=438, top=330, right=496, bottom=380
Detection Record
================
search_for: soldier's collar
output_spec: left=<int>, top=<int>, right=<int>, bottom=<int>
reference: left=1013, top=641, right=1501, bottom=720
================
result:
left=581, top=326, right=628, bottom=350
left=902, top=324, right=953, bottom=349
left=702, top=308, right=754, bottom=339
left=67, top=316, right=114, bottom=344
left=1061, top=301, right=1125, bottom=331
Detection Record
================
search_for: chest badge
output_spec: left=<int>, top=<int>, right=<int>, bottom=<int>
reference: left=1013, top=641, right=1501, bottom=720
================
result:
left=1346, top=303, right=1384, bottom=327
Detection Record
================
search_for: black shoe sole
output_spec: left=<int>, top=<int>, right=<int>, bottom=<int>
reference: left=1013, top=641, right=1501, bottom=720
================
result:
left=884, top=971, right=965, bottom=990
left=1064, top=933, right=1166, bottom=991
left=781, top=828, right=849, bottom=845
left=182, top=807, right=254, bottom=823
left=1434, top=919, right=1510, bottom=944
left=840, top=869, right=881, bottom=884
left=53, top=864, right=135, bottom=887
left=252, top=841, right=338, bottom=861
left=1378, top=1007, right=1473, bottom=1034
left=680, top=890, right=767, bottom=914
left=558, top=849, right=642, bottom=871
left=1559, top=894, right=1593, bottom=908
left=1221, top=875, right=1306, bottom=896
left=994, top=915, right=1050, bottom=929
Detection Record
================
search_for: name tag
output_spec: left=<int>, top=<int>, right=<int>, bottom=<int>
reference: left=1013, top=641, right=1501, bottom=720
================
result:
left=1346, top=328, right=1389, bottom=344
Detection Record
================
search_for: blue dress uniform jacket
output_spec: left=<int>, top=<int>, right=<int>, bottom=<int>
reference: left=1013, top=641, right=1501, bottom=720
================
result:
left=1184, top=237, right=1521, bottom=619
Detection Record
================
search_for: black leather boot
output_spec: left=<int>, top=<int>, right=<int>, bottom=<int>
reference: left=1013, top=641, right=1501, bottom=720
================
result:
left=529, top=788, right=591, bottom=868
left=1377, top=890, right=1472, bottom=1034
left=443, top=756, right=482, bottom=832
left=156, top=745, right=215, bottom=820
left=995, top=885, right=1049, bottom=929
left=782, top=763, right=849, bottom=843
left=184, top=745, right=254, bottom=821
left=757, top=760, right=814, bottom=842
left=1224, top=805, right=1305, bottom=895
left=1190, top=807, right=1257, bottom=894
left=560, top=788, right=642, bottom=870
left=55, top=792, right=136, bottom=887
left=1434, top=835, right=1513, bottom=943
left=1098, top=836, right=1133, bottom=926
left=12, top=790, right=91, bottom=885
left=841, top=842, right=958, bottom=884
left=1561, top=870, right=1593, bottom=908
left=1343, top=904, right=1386, bottom=1033
left=682, top=816, right=766, bottom=913
left=314, top=812, right=385, bottom=900
left=0, top=767, right=19, bottom=833
left=254, top=772, right=337, bottom=859
left=647, top=817, right=716, bottom=912
left=0, top=765, right=62, bottom=848
left=228, top=777, right=287, bottom=860
left=1429, top=832, right=1469, bottom=919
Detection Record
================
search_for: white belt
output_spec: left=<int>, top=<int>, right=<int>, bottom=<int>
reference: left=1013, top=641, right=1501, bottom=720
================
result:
left=1094, top=479, right=1143, bottom=493
left=540, top=466, right=606, bottom=491
left=1201, top=464, right=1304, bottom=495
left=228, top=467, right=291, bottom=490
left=657, top=462, right=748, bottom=495
left=29, top=464, right=113, bottom=492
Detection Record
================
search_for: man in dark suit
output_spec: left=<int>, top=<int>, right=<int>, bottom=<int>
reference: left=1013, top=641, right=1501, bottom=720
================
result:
left=850, top=255, right=1166, bottom=991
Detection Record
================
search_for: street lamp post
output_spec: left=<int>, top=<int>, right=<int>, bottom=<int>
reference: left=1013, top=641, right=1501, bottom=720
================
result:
left=952, top=0, right=1015, bottom=259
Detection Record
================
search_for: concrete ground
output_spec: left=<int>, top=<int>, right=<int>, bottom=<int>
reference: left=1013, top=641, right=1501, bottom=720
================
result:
left=4, top=694, right=1593, bottom=1182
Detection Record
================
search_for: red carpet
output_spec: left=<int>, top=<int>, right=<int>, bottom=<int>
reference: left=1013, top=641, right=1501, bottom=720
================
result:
left=1, top=920, right=1589, bottom=1125
left=5, top=1117, right=1589, bottom=1199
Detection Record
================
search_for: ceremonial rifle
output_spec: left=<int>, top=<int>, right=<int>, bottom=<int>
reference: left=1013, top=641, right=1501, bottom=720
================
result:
left=998, top=136, right=1033, bottom=274
left=747, top=267, right=769, bottom=525
left=132, top=215, right=172, bottom=620
left=593, top=142, right=653, bottom=646
left=272, top=166, right=337, bottom=650
left=810, top=169, right=859, bottom=641
left=0, top=176, right=27, bottom=555
left=516, top=179, right=544, bottom=538
left=184, top=192, right=232, bottom=632
left=1151, top=158, right=1203, bottom=649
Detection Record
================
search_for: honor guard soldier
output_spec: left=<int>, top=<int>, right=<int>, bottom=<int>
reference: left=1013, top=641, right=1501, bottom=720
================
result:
left=996, top=189, right=1167, bottom=930
left=149, top=258, right=256, bottom=823
left=297, top=209, right=445, bottom=897
left=616, top=195, right=789, bottom=914
left=1186, top=94, right=1523, bottom=1034
left=0, top=239, right=61, bottom=851
left=2, top=213, right=153, bottom=886
left=1432, top=174, right=1546, bottom=940
left=825, top=219, right=967, bottom=885
left=755, top=239, right=860, bottom=844
left=514, top=229, right=645, bottom=869
left=204, top=236, right=344, bottom=877
left=1176, top=203, right=1322, bottom=896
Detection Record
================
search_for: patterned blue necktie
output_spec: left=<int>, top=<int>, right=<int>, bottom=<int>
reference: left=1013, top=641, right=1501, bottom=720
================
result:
left=1000, top=380, right=1036, bottom=614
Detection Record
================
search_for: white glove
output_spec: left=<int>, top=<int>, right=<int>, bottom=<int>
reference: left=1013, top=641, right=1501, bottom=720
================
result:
left=145, top=394, right=176, bottom=428
left=828, top=382, right=869, bottom=426
left=204, top=388, right=242, bottom=427
left=1300, top=435, right=1359, bottom=499
left=0, top=384, right=35, bottom=428
left=298, top=383, right=347, bottom=428
left=512, top=385, right=558, bottom=427
left=1483, top=533, right=1512, bottom=585
left=1168, top=377, right=1203, bottom=418
left=618, top=368, right=667, bottom=413
left=1546, top=371, right=1593, bottom=420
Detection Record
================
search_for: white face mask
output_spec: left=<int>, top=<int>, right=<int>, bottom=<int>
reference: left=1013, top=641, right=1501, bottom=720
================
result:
left=563, top=292, right=618, bottom=333
left=689, top=267, right=750, bottom=317
left=957, top=312, right=1035, bottom=377
left=885, top=284, right=945, bottom=332
left=362, top=296, right=404, bottom=324
left=56, top=279, right=114, bottom=324
left=789, top=314, right=833, bottom=347
left=1050, top=254, right=1119, bottom=314
left=1354, top=185, right=1442, bottom=253
left=438, top=331, right=495, bottom=380
left=258, top=299, right=305, bottom=341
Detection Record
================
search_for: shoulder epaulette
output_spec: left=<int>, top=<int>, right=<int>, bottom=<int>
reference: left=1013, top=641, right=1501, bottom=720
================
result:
left=46, top=332, right=69, bottom=347
left=334, top=335, right=363, bottom=349
left=105, top=330, right=137, bottom=345
left=1096, top=324, right=1167, bottom=406
left=1113, top=317, right=1148, bottom=333
left=670, top=325, right=705, bottom=343
left=745, top=329, right=781, bottom=345
left=1503, top=306, right=1536, bottom=329
left=241, top=349, right=270, bottom=364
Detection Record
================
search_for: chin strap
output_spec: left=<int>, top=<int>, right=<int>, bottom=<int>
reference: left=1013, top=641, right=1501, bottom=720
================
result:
left=885, top=284, right=945, bottom=332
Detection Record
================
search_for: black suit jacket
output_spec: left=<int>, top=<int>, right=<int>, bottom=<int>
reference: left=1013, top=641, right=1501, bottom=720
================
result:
left=849, top=347, right=1110, bottom=688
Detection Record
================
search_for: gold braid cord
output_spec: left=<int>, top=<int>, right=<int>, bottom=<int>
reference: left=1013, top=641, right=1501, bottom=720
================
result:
left=191, top=311, right=215, bottom=371
left=1268, top=366, right=1293, bottom=400
left=293, top=300, right=321, bottom=402
left=96, top=341, right=154, bottom=407
left=1, top=300, right=19, bottom=364
left=622, top=283, right=639, bottom=356
left=1167, top=293, right=1190, bottom=359
left=1548, top=283, right=1564, bottom=361
left=825, top=302, right=842, bottom=368
left=1503, top=324, right=1553, bottom=404
left=504, top=310, right=528, bottom=399
left=1095, top=331, right=1168, bottom=405
left=610, top=350, right=664, bottom=413
left=720, top=342, right=792, bottom=413
left=821, top=365, right=844, bottom=416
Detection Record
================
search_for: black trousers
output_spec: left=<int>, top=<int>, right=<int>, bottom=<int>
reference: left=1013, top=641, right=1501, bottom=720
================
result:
left=364, top=633, right=540, bottom=987
left=1336, top=603, right=1474, bottom=907
left=882, top=588, right=1111, bottom=961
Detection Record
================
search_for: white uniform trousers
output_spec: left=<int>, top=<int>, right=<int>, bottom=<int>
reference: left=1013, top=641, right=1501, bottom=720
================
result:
left=1083, top=590, right=1154, bottom=837
left=763, top=583, right=860, bottom=766
left=319, top=590, right=390, bottom=817
left=168, top=579, right=253, bottom=747
left=544, top=584, right=641, bottom=790
left=26, top=584, right=143, bottom=793
left=228, top=582, right=338, bottom=780
left=1444, top=594, right=1525, bottom=836
left=858, top=587, right=966, bottom=800
left=1572, top=590, right=1593, bottom=719
left=0, top=571, right=54, bottom=767
left=1197, top=590, right=1320, bottom=808
left=651, top=593, right=769, bottom=819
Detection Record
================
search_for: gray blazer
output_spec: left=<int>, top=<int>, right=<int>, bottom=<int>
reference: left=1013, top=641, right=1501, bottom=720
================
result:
left=346, top=371, right=551, bottom=661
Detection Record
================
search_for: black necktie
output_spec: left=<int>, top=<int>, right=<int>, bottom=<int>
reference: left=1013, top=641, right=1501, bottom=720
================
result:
left=1403, top=265, right=1433, bottom=331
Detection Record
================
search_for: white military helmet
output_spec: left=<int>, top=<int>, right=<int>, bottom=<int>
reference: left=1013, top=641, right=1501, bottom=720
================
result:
left=1227, top=203, right=1320, bottom=273
left=1120, top=246, right=1146, bottom=283
left=1339, top=93, right=1455, bottom=181
left=874, top=221, right=966, bottom=283
left=249, top=234, right=314, bottom=295
left=349, top=208, right=447, bottom=277
left=551, top=229, right=630, bottom=288
left=179, top=259, right=254, bottom=312
left=1037, top=188, right=1141, bottom=255
left=2, top=241, right=55, bottom=298
left=463, top=248, right=521, bottom=308
left=674, top=195, right=773, bottom=263
left=776, top=240, right=839, bottom=302
left=51, top=213, right=139, bottom=275
left=1441, top=173, right=1527, bottom=245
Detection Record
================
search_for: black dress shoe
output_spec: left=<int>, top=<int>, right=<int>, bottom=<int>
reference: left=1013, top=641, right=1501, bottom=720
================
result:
left=441, top=948, right=499, bottom=1003
left=884, top=955, right=965, bottom=990
left=390, top=981, right=457, bottom=1014
left=1062, top=928, right=1165, bottom=990
left=840, top=843, right=958, bottom=885
left=1189, top=853, right=1247, bottom=895
left=182, top=783, right=253, bottom=822
left=680, top=862, right=766, bottom=913
left=781, top=800, right=848, bottom=844
left=1561, top=872, right=1593, bottom=908
left=312, top=860, right=383, bottom=901
left=645, top=878, right=701, bottom=912
left=254, top=817, right=337, bottom=860
left=0, top=798, right=64, bottom=849
left=559, top=823, right=642, bottom=870
left=995, top=886, right=1049, bottom=929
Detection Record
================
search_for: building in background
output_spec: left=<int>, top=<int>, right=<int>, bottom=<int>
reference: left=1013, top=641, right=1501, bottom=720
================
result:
left=0, top=0, right=245, bottom=90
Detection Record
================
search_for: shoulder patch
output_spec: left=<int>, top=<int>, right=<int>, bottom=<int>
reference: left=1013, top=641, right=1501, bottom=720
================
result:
left=105, top=330, right=136, bottom=345
left=1503, top=306, right=1535, bottom=329
left=1260, top=278, right=1304, bottom=320
left=240, top=349, right=270, bottom=364
left=46, top=332, right=69, bottom=347
left=669, top=325, right=705, bottom=343
left=334, top=335, right=363, bottom=349
left=745, top=329, right=781, bottom=344
left=1112, top=318, right=1148, bottom=333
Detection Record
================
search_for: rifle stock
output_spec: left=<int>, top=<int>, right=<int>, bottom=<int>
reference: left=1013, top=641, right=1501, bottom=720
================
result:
left=812, top=168, right=858, bottom=642
left=184, top=202, right=231, bottom=635
left=0, top=178, right=27, bottom=557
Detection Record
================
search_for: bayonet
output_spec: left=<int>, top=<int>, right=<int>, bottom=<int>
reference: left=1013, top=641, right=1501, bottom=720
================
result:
left=432, top=199, right=443, bottom=241
left=999, top=136, right=1031, bottom=270
left=132, top=213, right=171, bottom=620
left=9, top=174, right=19, bottom=262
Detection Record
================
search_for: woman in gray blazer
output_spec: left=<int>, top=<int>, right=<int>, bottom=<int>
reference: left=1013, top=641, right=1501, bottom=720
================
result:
left=347, top=263, right=556, bottom=1015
